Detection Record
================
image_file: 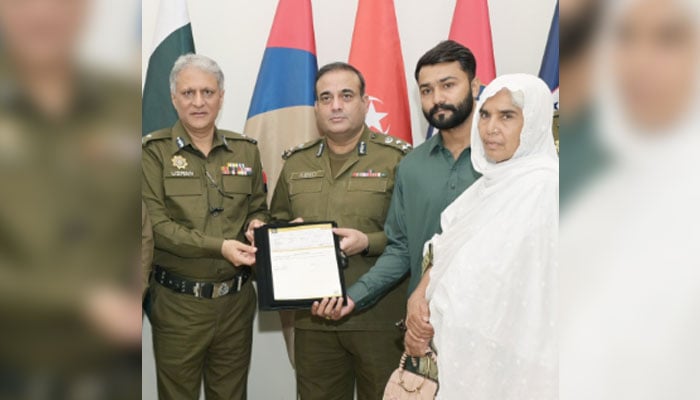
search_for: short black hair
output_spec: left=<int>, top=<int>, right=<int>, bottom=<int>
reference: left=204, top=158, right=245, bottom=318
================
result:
left=315, top=62, right=366, bottom=98
left=414, top=40, right=477, bottom=81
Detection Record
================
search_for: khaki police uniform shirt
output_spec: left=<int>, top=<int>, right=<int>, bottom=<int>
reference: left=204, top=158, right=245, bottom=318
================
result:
left=0, top=59, right=141, bottom=369
left=142, top=120, right=268, bottom=281
left=270, top=126, right=411, bottom=330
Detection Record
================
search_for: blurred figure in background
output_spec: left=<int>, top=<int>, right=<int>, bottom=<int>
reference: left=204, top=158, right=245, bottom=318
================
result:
left=0, top=0, right=141, bottom=398
left=558, top=0, right=609, bottom=207
left=560, top=0, right=700, bottom=399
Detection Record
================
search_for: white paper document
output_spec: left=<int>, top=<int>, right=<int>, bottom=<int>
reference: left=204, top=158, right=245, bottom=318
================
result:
left=268, top=223, right=343, bottom=300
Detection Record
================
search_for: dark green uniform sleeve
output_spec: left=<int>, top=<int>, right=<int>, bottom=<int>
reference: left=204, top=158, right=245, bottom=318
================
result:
left=347, top=166, right=411, bottom=310
left=245, top=146, right=269, bottom=228
left=142, top=145, right=224, bottom=259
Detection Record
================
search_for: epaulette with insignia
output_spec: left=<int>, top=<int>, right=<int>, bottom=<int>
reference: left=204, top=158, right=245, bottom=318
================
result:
left=282, top=138, right=322, bottom=160
left=220, top=130, right=258, bottom=145
left=142, top=129, right=171, bottom=146
left=370, top=133, right=413, bottom=154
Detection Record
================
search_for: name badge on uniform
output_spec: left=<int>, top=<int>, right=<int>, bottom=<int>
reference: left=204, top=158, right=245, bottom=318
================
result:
left=291, top=170, right=325, bottom=179
left=221, top=162, right=253, bottom=176
left=351, top=169, right=387, bottom=178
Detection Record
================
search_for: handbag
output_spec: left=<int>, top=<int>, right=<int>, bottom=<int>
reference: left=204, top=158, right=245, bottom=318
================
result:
left=383, top=352, right=438, bottom=400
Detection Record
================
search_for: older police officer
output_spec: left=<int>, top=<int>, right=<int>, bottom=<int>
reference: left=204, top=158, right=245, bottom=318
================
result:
left=142, top=54, right=268, bottom=399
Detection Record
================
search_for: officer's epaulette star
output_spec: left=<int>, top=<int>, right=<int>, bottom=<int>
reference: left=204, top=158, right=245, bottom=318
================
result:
left=142, top=129, right=171, bottom=146
left=370, top=133, right=413, bottom=154
left=220, top=130, right=258, bottom=145
left=282, top=138, right=322, bottom=160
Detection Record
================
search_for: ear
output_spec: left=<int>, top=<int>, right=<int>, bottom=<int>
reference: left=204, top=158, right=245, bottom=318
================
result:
left=362, top=94, right=370, bottom=112
left=471, top=77, right=482, bottom=96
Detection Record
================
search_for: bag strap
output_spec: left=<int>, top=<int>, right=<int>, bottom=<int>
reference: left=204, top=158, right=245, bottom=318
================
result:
left=398, top=352, right=409, bottom=370
left=398, top=351, right=438, bottom=369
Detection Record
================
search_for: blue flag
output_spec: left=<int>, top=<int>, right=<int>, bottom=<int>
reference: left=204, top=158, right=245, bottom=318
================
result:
left=539, top=1, right=559, bottom=111
left=244, top=0, right=319, bottom=197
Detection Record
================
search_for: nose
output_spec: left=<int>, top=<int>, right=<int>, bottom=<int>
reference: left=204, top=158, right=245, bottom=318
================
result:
left=431, top=88, right=445, bottom=107
left=485, top=118, right=499, bottom=135
left=192, top=91, right=205, bottom=107
left=331, top=96, right=343, bottom=111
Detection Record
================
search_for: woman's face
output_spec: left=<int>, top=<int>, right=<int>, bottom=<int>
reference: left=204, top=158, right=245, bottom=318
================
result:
left=478, top=89, right=524, bottom=163
left=612, top=0, right=699, bottom=130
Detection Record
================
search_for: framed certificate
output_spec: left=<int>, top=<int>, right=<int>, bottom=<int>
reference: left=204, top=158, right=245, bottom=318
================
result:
left=254, top=221, right=347, bottom=310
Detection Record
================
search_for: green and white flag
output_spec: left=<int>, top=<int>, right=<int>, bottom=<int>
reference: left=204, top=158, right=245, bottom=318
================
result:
left=142, top=0, right=195, bottom=136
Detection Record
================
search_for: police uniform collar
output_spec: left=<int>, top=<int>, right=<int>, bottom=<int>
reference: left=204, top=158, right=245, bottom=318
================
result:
left=212, top=128, right=229, bottom=151
left=170, top=120, right=228, bottom=154
left=170, top=121, right=193, bottom=153
left=322, top=125, right=373, bottom=157
left=357, top=125, right=373, bottom=156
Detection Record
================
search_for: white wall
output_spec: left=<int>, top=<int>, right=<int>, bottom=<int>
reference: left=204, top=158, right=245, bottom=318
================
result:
left=141, top=1, right=556, bottom=399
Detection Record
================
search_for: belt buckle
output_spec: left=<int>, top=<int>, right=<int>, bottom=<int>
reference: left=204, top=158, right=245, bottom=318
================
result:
left=217, top=282, right=230, bottom=297
left=193, top=282, right=202, bottom=298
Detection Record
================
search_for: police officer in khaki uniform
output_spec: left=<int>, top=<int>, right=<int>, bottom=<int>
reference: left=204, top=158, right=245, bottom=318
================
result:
left=142, top=54, right=268, bottom=400
left=270, top=62, right=411, bottom=400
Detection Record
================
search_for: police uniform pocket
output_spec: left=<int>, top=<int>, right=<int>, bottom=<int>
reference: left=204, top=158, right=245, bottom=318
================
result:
left=290, top=178, right=323, bottom=195
left=222, top=175, right=252, bottom=194
left=164, top=177, right=202, bottom=196
left=345, top=178, right=390, bottom=222
left=289, top=177, right=324, bottom=219
left=347, top=178, right=388, bottom=193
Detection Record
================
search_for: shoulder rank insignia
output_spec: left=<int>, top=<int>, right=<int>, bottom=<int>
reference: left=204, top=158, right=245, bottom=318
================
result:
left=141, top=130, right=171, bottom=146
left=372, top=133, right=412, bottom=154
left=282, top=138, right=322, bottom=160
left=220, top=130, right=258, bottom=145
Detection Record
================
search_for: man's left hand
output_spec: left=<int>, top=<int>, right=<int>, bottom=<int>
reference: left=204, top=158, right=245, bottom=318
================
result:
left=310, top=296, right=355, bottom=320
left=332, top=227, right=369, bottom=256
left=245, top=218, right=266, bottom=244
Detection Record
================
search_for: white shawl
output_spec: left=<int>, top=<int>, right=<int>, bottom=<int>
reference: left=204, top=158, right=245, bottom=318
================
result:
left=426, top=74, right=559, bottom=400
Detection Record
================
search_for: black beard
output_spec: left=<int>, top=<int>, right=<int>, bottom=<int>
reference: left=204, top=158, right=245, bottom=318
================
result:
left=423, top=89, right=474, bottom=130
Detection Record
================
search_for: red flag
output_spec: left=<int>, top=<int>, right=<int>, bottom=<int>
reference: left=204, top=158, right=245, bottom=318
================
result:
left=449, top=0, right=496, bottom=85
left=349, top=0, right=412, bottom=144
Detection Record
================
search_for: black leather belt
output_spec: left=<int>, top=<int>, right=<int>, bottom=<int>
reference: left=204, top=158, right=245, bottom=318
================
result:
left=154, top=266, right=251, bottom=299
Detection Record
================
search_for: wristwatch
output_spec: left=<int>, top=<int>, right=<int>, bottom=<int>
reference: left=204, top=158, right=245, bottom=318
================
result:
left=360, top=245, right=370, bottom=256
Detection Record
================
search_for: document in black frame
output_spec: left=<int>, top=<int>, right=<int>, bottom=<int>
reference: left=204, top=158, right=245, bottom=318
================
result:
left=254, top=221, right=347, bottom=310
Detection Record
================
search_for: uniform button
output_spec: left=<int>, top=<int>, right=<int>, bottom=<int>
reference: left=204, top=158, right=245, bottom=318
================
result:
left=450, top=184, right=456, bottom=189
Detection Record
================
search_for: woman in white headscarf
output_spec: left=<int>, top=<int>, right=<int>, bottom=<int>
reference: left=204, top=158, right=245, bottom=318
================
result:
left=424, top=74, right=558, bottom=399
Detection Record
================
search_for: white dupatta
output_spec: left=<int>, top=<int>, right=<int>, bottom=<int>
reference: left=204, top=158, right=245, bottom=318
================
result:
left=425, top=74, right=559, bottom=400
